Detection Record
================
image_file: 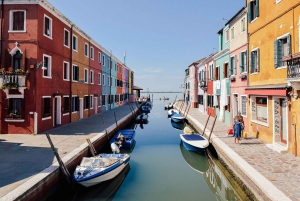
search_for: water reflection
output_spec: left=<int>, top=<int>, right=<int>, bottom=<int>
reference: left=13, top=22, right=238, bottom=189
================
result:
left=72, top=164, right=130, bottom=201
left=170, top=120, right=185, bottom=130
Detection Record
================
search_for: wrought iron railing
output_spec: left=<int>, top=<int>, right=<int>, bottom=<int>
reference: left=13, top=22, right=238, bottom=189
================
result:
left=287, top=57, right=300, bottom=78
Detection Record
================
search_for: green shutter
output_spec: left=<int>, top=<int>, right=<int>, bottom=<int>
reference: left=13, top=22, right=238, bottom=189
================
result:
left=233, top=56, right=236, bottom=75
left=250, top=51, right=254, bottom=73
left=257, top=48, right=260, bottom=72
left=287, top=34, right=291, bottom=55
left=248, top=2, right=253, bottom=22
left=245, top=50, right=248, bottom=72
left=278, top=40, right=282, bottom=67
left=256, top=0, right=259, bottom=17
left=229, top=58, right=231, bottom=76
left=239, top=52, right=243, bottom=73
left=274, top=40, right=278, bottom=68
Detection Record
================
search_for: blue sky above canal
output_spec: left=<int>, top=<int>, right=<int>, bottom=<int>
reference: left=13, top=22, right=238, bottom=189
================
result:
left=48, top=0, right=245, bottom=92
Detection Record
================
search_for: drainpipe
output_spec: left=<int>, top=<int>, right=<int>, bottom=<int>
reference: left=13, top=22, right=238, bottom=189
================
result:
left=69, top=24, right=73, bottom=123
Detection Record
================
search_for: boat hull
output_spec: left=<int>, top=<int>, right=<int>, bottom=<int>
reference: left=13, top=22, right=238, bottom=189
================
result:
left=171, top=114, right=185, bottom=123
left=110, top=129, right=136, bottom=148
left=180, top=134, right=209, bottom=153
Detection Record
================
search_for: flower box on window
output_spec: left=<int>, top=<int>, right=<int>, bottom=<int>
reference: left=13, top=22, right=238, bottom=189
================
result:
left=230, top=75, right=236, bottom=81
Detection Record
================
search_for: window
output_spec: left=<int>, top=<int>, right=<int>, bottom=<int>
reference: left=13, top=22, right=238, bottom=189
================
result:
left=12, top=50, right=22, bottom=70
left=241, top=17, right=246, bottom=33
left=225, top=96, right=230, bottom=111
left=102, top=55, right=105, bottom=66
left=241, top=95, right=247, bottom=117
left=64, top=29, right=70, bottom=47
left=42, top=97, right=51, bottom=119
left=90, top=95, right=93, bottom=109
left=44, top=15, right=52, bottom=38
left=251, top=96, right=268, bottom=124
left=63, top=96, right=70, bottom=113
left=7, top=98, right=22, bottom=119
left=98, top=52, right=101, bottom=63
left=248, top=0, right=259, bottom=22
left=230, top=27, right=234, bottom=40
left=198, top=95, right=203, bottom=105
left=240, top=51, right=247, bottom=73
left=102, top=95, right=106, bottom=106
left=224, top=62, right=229, bottom=78
left=84, top=96, right=89, bottom=110
left=72, top=35, right=78, bottom=51
left=63, top=62, right=69, bottom=80
left=102, top=74, right=105, bottom=85
left=98, top=73, right=101, bottom=85
left=274, top=34, right=291, bottom=68
left=90, top=47, right=94, bottom=60
left=98, top=96, right=101, bottom=107
left=90, top=70, right=94, bottom=84
left=214, top=66, right=219, bottom=80
left=108, top=57, right=110, bottom=69
left=250, top=48, right=260, bottom=73
left=115, top=63, right=117, bottom=71
left=225, top=29, right=229, bottom=42
left=43, top=54, right=51, bottom=78
left=72, top=65, right=79, bottom=81
left=72, top=96, right=79, bottom=112
left=108, top=76, right=110, bottom=86
left=84, top=43, right=89, bottom=57
left=229, top=56, right=236, bottom=76
left=84, top=68, right=88, bottom=83
left=9, top=10, right=25, bottom=32
left=209, top=64, right=214, bottom=80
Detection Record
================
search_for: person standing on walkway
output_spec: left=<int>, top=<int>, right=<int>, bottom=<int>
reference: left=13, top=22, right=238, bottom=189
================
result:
left=233, top=116, right=242, bottom=144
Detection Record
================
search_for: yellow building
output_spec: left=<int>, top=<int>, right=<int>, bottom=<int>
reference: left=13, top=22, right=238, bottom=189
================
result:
left=246, top=0, right=300, bottom=155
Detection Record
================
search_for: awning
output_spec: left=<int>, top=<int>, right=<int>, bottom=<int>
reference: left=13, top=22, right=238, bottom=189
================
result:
left=245, top=84, right=289, bottom=96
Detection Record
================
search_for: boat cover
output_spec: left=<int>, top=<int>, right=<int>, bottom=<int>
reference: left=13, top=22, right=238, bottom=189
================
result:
left=182, top=135, right=206, bottom=141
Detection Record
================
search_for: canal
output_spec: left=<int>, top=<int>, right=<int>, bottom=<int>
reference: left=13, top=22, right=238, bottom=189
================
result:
left=47, top=93, right=250, bottom=201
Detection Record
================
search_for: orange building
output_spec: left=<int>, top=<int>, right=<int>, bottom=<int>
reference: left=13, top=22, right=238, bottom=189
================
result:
left=246, top=0, right=300, bottom=155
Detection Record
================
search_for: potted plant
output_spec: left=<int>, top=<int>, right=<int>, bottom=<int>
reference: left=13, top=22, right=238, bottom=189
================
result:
left=7, top=67, right=14, bottom=74
left=0, top=68, right=5, bottom=75
left=15, top=69, right=24, bottom=74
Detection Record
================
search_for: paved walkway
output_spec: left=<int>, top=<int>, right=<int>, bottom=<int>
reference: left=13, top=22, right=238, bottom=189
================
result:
left=0, top=103, right=137, bottom=199
left=175, top=102, right=300, bottom=201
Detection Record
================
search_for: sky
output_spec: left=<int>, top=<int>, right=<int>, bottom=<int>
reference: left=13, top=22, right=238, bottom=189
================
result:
left=47, top=0, right=245, bottom=92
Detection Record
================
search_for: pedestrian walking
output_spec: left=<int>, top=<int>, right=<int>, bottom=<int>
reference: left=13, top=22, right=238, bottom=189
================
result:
left=233, top=116, right=242, bottom=144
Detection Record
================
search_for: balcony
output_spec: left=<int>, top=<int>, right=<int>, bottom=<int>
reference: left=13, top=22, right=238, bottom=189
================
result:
left=284, top=53, right=300, bottom=90
left=0, top=70, right=29, bottom=98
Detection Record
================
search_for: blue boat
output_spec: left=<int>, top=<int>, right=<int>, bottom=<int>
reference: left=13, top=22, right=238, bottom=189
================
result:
left=141, top=105, right=151, bottom=113
left=171, top=113, right=185, bottom=123
left=110, top=129, right=136, bottom=148
left=180, top=134, right=209, bottom=153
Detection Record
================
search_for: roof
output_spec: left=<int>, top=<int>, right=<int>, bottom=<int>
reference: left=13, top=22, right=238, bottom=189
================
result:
left=245, top=84, right=289, bottom=90
left=225, top=7, right=246, bottom=26
left=133, top=86, right=143, bottom=90
left=188, top=57, right=206, bottom=67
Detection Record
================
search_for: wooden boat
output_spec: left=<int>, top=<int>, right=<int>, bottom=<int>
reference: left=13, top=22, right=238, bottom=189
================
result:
left=180, top=134, right=209, bottom=153
left=73, top=153, right=130, bottom=187
left=135, top=113, right=148, bottom=122
left=183, top=125, right=195, bottom=134
left=160, top=97, right=169, bottom=100
left=167, top=109, right=179, bottom=116
left=180, top=142, right=209, bottom=174
left=171, top=113, right=185, bottom=123
left=171, top=120, right=185, bottom=130
left=110, top=129, right=136, bottom=148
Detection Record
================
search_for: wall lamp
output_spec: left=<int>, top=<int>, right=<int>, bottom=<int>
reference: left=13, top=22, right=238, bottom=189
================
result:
left=35, top=61, right=47, bottom=70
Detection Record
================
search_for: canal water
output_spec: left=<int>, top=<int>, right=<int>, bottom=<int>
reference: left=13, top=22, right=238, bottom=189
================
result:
left=47, top=93, right=250, bottom=201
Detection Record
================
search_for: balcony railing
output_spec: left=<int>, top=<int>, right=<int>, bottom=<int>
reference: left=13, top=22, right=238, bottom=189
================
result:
left=284, top=53, right=300, bottom=78
left=0, top=73, right=27, bottom=90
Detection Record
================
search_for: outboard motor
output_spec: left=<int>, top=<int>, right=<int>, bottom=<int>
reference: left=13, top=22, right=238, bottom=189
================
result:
left=111, top=142, right=120, bottom=154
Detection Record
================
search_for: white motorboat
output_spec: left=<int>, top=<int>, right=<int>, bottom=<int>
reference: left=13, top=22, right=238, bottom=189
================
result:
left=73, top=153, right=130, bottom=187
left=167, top=109, right=179, bottom=116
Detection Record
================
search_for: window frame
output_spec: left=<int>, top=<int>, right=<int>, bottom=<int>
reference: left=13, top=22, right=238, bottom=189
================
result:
left=84, top=68, right=88, bottom=83
left=240, top=17, right=246, bottom=33
left=274, top=33, right=290, bottom=69
left=72, top=65, right=79, bottom=81
left=42, top=96, right=52, bottom=120
left=240, top=50, right=248, bottom=73
left=90, top=70, right=94, bottom=84
left=64, top=28, right=70, bottom=48
left=102, top=74, right=105, bottom=86
left=98, top=52, right=101, bottom=63
left=71, top=95, right=79, bottom=113
left=84, top=95, right=89, bottom=110
left=63, top=95, right=70, bottom=115
left=230, top=26, right=234, bottom=40
left=98, top=73, right=101, bottom=85
left=84, top=43, right=89, bottom=58
left=9, top=10, right=26, bottom=32
left=42, top=54, right=52, bottom=78
left=63, top=61, right=70, bottom=81
left=90, top=95, right=93, bottom=109
left=250, top=47, right=260, bottom=74
left=248, top=0, right=259, bottom=23
left=251, top=96, right=268, bottom=126
left=102, top=55, right=105, bottom=66
left=240, top=95, right=247, bottom=117
left=90, top=46, right=94, bottom=60
left=72, top=34, right=78, bottom=52
left=43, top=14, right=52, bottom=39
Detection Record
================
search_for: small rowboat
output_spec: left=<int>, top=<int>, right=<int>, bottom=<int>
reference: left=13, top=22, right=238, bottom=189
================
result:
left=180, top=134, right=209, bottom=153
left=135, top=113, right=148, bottom=122
left=167, top=109, right=179, bottom=116
left=171, top=113, right=185, bottom=123
left=110, top=129, right=136, bottom=148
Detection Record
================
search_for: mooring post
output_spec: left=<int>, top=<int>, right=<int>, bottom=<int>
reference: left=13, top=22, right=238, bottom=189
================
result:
left=179, top=101, right=184, bottom=112
left=114, top=112, right=120, bottom=132
left=208, top=116, right=217, bottom=141
left=183, top=104, right=189, bottom=116
left=100, top=115, right=109, bottom=140
left=128, top=102, right=135, bottom=118
left=184, top=104, right=191, bottom=117
left=45, top=133, right=74, bottom=188
left=86, top=139, right=97, bottom=157
left=202, top=113, right=211, bottom=136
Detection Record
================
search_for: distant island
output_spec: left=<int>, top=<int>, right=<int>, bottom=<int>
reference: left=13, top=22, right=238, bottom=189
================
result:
left=141, top=92, right=182, bottom=93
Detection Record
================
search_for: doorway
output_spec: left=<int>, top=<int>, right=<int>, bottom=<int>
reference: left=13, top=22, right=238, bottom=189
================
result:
left=79, top=98, right=83, bottom=119
left=233, top=94, right=238, bottom=118
left=54, top=96, right=61, bottom=126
